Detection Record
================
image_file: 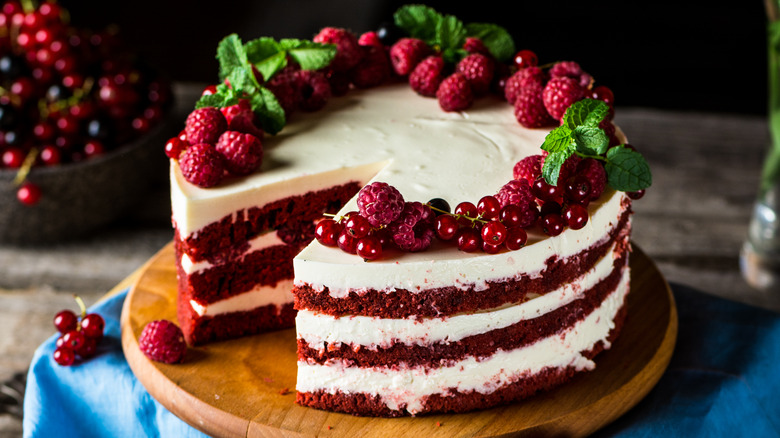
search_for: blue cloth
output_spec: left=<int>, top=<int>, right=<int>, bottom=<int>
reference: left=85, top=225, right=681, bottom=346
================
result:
left=22, top=283, right=780, bottom=437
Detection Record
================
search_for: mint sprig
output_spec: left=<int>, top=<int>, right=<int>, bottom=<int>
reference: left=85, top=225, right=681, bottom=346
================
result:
left=540, top=99, right=652, bottom=192
left=195, top=34, right=336, bottom=135
left=393, top=5, right=515, bottom=63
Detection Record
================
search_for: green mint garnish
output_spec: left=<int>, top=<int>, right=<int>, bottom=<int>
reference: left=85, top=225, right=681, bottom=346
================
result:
left=195, top=34, right=335, bottom=135
left=541, top=98, right=652, bottom=192
left=394, top=5, right=515, bottom=63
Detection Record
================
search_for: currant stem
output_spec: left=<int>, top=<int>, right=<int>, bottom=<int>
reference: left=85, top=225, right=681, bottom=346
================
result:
left=13, top=147, right=39, bottom=186
left=426, top=203, right=488, bottom=225
left=73, top=294, right=87, bottom=320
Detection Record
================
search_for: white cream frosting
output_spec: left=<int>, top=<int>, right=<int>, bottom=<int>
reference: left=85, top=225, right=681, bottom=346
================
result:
left=189, top=279, right=294, bottom=317
left=180, top=231, right=285, bottom=275
left=296, top=271, right=629, bottom=415
left=296, top=241, right=624, bottom=349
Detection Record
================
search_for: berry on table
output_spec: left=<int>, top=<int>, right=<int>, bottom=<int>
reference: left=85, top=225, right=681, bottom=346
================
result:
left=53, top=346, right=75, bottom=366
left=138, top=320, right=187, bottom=364
left=17, top=182, right=42, bottom=206
left=54, top=310, right=78, bottom=334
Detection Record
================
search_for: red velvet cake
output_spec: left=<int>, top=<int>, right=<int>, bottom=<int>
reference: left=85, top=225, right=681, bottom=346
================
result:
left=167, top=4, right=651, bottom=417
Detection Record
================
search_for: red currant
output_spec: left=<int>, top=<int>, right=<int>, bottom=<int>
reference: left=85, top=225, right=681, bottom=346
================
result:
left=435, top=215, right=459, bottom=241
left=564, top=204, right=589, bottom=230
left=345, top=214, right=371, bottom=238
left=40, top=145, right=61, bottom=166
left=482, top=241, right=502, bottom=254
left=513, top=49, right=538, bottom=69
left=505, top=227, right=528, bottom=250
left=315, top=219, right=341, bottom=247
left=476, top=196, right=501, bottom=220
left=481, top=221, right=507, bottom=245
left=564, top=176, right=591, bottom=203
left=202, top=84, right=218, bottom=96
left=33, top=121, right=55, bottom=141
left=356, top=236, right=382, bottom=261
left=628, top=189, right=646, bottom=200
left=541, top=214, right=565, bottom=237
left=164, top=137, right=188, bottom=159
left=539, top=201, right=562, bottom=217
left=2, top=147, right=24, bottom=168
left=591, top=85, right=614, bottom=106
left=337, top=230, right=359, bottom=254
left=17, top=182, right=41, bottom=205
left=499, top=204, right=523, bottom=228
left=456, top=228, right=481, bottom=253
left=454, top=201, right=477, bottom=226
left=76, top=337, right=98, bottom=358
left=80, top=313, right=105, bottom=339
left=53, top=310, right=78, bottom=334
left=532, top=178, right=561, bottom=202
left=84, top=140, right=105, bottom=158
left=53, top=346, right=75, bottom=366
left=61, top=330, right=86, bottom=351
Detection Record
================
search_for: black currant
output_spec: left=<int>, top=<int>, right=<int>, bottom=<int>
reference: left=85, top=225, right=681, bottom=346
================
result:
left=427, top=198, right=451, bottom=216
left=0, top=104, right=19, bottom=129
left=0, top=55, right=27, bottom=81
left=376, top=21, right=404, bottom=45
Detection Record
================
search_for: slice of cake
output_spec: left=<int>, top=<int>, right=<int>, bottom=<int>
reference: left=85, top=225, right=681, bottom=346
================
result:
left=167, top=4, right=651, bottom=417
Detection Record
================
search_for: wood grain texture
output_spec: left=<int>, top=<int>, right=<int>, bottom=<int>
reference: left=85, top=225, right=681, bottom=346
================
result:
left=121, top=242, right=677, bottom=438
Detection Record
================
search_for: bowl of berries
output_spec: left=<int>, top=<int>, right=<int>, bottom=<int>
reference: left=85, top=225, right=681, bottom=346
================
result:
left=0, top=1, right=175, bottom=245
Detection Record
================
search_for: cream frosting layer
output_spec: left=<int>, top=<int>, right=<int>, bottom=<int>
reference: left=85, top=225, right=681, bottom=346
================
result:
left=180, top=231, right=285, bottom=275
left=296, top=241, right=624, bottom=349
left=189, top=279, right=294, bottom=317
left=296, top=272, right=630, bottom=415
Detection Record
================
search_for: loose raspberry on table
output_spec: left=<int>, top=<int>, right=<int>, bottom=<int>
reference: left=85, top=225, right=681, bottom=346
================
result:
left=357, top=181, right=405, bottom=227
left=179, top=143, right=225, bottom=188
left=409, top=55, right=445, bottom=97
left=496, top=179, right=538, bottom=227
left=350, top=44, right=391, bottom=89
left=138, top=320, right=187, bottom=364
left=185, top=107, right=227, bottom=145
left=550, top=61, right=593, bottom=88
left=542, top=76, right=586, bottom=121
left=456, top=53, right=494, bottom=96
left=575, top=158, right=607, bottom=200
left=463, top=37, right=491, bottom=56
left=296, top=70, right=332, bottom=112
left=504, top=66, right=546, bottom=105
left=514, top=82, right=556, bottom=128
left=389, top=201, right=435, bottom=252
left=215, top=131, right=263, bottom=175
left=513, top=154, right=543, bottom=184
left=389, top=38, right=430, bottom=76
left=437, top=72, right=474, bottom=112
left=313, top=27, right=363, bottom=72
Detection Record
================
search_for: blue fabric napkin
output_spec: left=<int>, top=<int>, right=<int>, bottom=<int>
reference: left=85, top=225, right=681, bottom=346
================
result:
left=22, top=283, right=780, bottom=437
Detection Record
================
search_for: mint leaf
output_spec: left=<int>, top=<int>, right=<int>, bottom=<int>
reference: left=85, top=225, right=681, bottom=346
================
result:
left=542, top=151, right=571, bottom=186
left=572, top=125, right=609, bottom=155
left=435, top=14, right=466, bottom=50
left=605, top=146, right=652, bottom=191
left=394, top=4, right=441, bottom=43
left=195, top=83, right=239, bottom=109
left=286, top=41, right=336, bottom=71
left=216, top=34, right=249, bottom=83
left=246, top=37, right=287, bottom=81
left=465, top=23, right=515, bottom=62
left=250, top=87, right=286, bottom=135
left=541, top=126, right=573, bottom=153
left=563, top=98, right=609, bottom=130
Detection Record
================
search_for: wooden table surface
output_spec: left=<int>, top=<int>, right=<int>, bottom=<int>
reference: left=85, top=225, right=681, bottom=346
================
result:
left=0, top=84, right=776, bottom=436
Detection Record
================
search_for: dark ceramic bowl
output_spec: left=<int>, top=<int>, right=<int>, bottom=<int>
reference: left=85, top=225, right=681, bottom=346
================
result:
left=0, top=118, right=177, bottom=245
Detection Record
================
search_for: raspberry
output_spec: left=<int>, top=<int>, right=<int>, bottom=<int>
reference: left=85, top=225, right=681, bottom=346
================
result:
left=514, top=82, right=556, bottom=128
left=463, top=37, right=491, bottom=56
left=504, top=66, right=546, bottom=105
left=495, top=179, right=538, bottom=227
left=277, top=220, right=316, bottom=246
left=558, top=155, right=582, bottom=185
left=409, top=55, right=445, bottom=97
left=550, top=61, right=593, bottom=88
left=313, top=27, right=363, bottom=73
left=296, top=70, right=331, bottom=112
left=179, top=143, right=225, bottom=188
left=389, top=201, right=435, bottom=252
left=358, top=31, right=382, bottom=47
left=227, top=115, right=265, bottom=140
left=138, top=320, right=187, bottom=364
left=389, top=38, right=430, bottom=76
left=513, top=154, right=543, bottom=184
left=575, top=158, right=607, bottom=200
left=266, top=65, right=302, bottom=114
left=221, top=99, right=264, bottom=139
left=542, top=76, right=586, bottom=121
left=350, top=44, right=391, bottom=89
left=357, top=181, right=405, bottom=227
left=220, top=99, right=252, bottom=125
left=184, top=107, right=227, bottom=145
left=215, top=131, right=263, bottom=175
left=436, top=73, right=474, bottom=112
left=326, top=70, right=351, bottom=97
left=456, top=53, right=494, bottom=96
left=600, top=118, right=620, bottom=146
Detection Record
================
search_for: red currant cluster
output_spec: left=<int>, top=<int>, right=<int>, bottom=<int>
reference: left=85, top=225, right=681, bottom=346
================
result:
left=0, top=0, right=172, bottom=205
left=52, top=296, right=105, bottom=366
left=314, top=212, right=390, bottom=261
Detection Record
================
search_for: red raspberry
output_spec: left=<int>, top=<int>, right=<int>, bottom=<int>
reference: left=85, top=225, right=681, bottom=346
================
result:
left=313, top=27, right=363, bottom=73
left=542, top=76, right=586, bottom=121
left=575, top=158, right=607, bottom=200
left=215, top=131, right=263, bottom=175
left=513, top=154, right=543, bottom=184
left=600, top=118, right=620, bottom=146
left=495, top=179, right=538, bottom=227
left=389, top=201, right=435, bottom=252
left=184, top=107, right=227, bottom=145
left=227, top=115, right=264, bottom=140
left=179, top=143, right=225, bottom=187
left=358, top=31, right=383, bottom=47
left=389, top=38, right=430, bottom=76
left=296, top=70, right=331, bottom=112
left=463, top=37, right=491, bottom=56
left=436, top=73, right=474, bottom=112
left=514, top=82, right=556, bottom=128
left=221, top=99, right=264, bottom=139
left=456, top=53, right=494, bottom=96
left=139, top=320, right=187, bottom=364
left=409, top=55, right=445, bottom=97
left=220, top=99, right=252, bottom=124
left=550, top=61, right=593, bottom=88
left=504, top=66, right=546, bottom=105
left=350, top=44, right=391, bottom=89
left=325, top=70, right=351, bottom=97
left=357, top=181, right=405, bottom=227
left=266, top=65, right=302, bottom=114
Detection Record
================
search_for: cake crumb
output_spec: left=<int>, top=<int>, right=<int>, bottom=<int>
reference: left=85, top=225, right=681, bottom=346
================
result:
left=436, top=421, right=442, bottom=427
left=279, top=387, right=290, bottom=395
left=327, top=425, right=332, bottom=430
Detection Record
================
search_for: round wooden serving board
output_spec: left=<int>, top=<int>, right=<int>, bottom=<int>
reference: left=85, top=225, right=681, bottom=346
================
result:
left=121, top=242, right=677, bottom=438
